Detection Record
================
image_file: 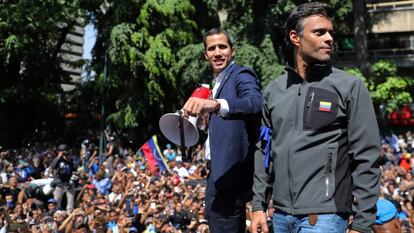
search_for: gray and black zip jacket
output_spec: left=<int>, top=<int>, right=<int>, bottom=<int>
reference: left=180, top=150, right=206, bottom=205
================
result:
left=252, top=64, right=380, bottom=233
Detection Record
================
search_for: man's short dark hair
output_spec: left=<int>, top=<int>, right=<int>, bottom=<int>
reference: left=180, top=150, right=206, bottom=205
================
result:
left=203, top=28, right=234, bottom=49
left=57, top=144, right=68, bottom=154
left=285, top=2, right=333, bottom=46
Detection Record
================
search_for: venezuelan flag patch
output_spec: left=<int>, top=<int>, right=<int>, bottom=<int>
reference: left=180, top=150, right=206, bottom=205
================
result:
left=319, top=101, right=332, bottom=112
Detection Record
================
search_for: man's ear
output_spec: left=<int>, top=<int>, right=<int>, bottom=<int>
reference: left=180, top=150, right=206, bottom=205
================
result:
left=289, top=30, right=300, bottom=47
left=203, top=50, right=208, bottom=60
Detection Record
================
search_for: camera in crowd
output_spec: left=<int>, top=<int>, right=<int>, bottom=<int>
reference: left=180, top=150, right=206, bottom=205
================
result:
left=69, top=171, right=80, bottom=186
left=81, top=139, right=90, bottom=148
left=50, top=170, right=78, bottom=188
left=169, top=210, right=193, bottom=230
left=399, top=188, right=414, bottom=201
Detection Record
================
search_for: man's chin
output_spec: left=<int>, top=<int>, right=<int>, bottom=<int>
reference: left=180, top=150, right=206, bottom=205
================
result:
left=313, top=56, right=331, bottom=64
left=213, top=67, right=224, bottom=75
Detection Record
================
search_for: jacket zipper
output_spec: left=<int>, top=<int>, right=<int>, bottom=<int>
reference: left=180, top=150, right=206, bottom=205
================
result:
left=307, top=92, right=315, bottom=108
left=325, top=153, right=332, bottom=196
left=306, top=91, right=314, bottom=125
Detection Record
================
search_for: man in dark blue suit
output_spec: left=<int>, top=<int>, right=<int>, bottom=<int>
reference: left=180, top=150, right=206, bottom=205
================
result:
left=183, top=28, right=262, bottom=233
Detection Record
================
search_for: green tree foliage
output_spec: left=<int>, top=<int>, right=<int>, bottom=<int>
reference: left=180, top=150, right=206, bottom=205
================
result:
left=86, top=0, right=359, bottom=142
left=0, top=1, right=84, bottom=102
left=84, top=0, right=198, bottom=142
left=345, top=60, right=413, bottom=114
left=0, top=1, right=86, bottom=144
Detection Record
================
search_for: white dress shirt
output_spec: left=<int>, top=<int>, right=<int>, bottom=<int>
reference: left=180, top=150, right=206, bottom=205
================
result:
left=204, top=61, right=233, bottom=160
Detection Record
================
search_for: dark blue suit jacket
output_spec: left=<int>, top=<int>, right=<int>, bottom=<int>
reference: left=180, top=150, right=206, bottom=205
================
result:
left=208, top=63, right=262, bottom=193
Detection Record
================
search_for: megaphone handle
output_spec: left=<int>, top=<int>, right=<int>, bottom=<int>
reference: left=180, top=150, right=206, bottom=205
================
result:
left=178, top=111, right=186, bottom=159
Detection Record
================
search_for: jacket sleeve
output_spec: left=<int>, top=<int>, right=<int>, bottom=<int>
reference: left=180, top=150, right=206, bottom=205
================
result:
left=252, top=90, right=274, bottom=212
left=225, top=70, right=262, bottom=116
left=347, top=79, right=381, bottom=233
left=49, top=157, right=61, bottom=170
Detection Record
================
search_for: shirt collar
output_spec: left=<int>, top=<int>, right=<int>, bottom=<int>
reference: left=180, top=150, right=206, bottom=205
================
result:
left=215, top=61, right=235, bottom=82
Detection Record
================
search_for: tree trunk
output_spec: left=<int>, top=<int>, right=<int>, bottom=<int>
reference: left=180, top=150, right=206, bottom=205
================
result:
left=353, top=0, right=371, bottom=76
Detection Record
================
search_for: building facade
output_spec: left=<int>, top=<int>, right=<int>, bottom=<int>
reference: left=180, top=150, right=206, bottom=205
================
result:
left=336, top=0, right=414, bottom=77
left=60, top=23, right=84, bottom=92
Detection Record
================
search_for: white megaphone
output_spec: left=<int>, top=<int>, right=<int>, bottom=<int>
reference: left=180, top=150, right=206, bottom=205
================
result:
left=159, top=84, right=211, bottom=147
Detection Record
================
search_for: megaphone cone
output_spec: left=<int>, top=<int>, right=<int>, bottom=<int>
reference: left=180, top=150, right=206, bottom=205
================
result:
left=159, top=84, right=211, bottom=148
left=159, top=112, right=199, bottom=147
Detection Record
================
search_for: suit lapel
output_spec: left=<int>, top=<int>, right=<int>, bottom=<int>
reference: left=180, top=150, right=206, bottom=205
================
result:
left=214, top=63, right=237, bottom=99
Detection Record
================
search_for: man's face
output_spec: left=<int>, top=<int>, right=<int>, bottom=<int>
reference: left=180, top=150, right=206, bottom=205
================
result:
left=292, top=15, right=333, bottom=64
left=204, top=33, right=235, bottom=76
left=108, top=211, right=118, bottom=222
left=48, top=203, right=56, bottom=210
left=112, top=185, right=119, bottom=193
left=5, top=195, right=13, bottom=202
left=9, top=177, right=17, bottom=187
left=175, top=202, right=183, bottom=211
left=74, top=227, right=88, bottom=233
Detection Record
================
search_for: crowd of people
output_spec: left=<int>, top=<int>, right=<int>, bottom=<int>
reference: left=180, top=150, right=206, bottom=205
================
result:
left=377, top=130, right=414, bottom=232
left=0, top=129, right=413, bottom=233
left=0, top=132, right=211, bottom=233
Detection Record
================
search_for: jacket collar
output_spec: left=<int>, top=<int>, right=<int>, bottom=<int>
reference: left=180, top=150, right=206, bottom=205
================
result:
left=285, top=62, right=332, bottom=83
left=216, top=61, right=236, bottom=79
left=213, top=61, right=237, bottom=98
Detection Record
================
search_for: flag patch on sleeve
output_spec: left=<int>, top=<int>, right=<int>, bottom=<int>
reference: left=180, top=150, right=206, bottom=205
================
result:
left=319, top=101, right=332, bottom=112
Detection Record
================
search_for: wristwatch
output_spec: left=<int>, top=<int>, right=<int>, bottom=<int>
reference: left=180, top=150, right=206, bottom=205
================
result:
left=213, top=99, right=221, bottom=113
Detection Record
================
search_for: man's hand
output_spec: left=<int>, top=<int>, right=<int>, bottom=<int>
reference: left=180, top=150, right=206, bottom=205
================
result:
left=182, top=97, right=219, bottom=117
left=250, top=211, right=269, bottom=233
left=126, top=189, right=134, bottom=197
left=73, top=208, right=84, bottom=216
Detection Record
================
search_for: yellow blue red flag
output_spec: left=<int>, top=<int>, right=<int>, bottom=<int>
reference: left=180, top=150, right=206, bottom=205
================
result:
left=141, top=135, right=169, bottom=173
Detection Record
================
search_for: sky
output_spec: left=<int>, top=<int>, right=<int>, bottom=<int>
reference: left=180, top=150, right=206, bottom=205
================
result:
left=83, top=23, right=97, bottom=60
left=81, top=24, right=97, bottom=81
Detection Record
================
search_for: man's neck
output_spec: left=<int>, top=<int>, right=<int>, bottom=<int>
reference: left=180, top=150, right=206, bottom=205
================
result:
left=214, top=60, right=234, bottom=78
left=294, top=53, right=310, bottom=80
left=294, top=54, right=330, bottom=80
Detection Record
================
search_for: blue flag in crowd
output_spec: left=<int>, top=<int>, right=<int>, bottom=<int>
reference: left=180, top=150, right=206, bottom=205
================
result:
left=141, top=135, right=169, bottom=173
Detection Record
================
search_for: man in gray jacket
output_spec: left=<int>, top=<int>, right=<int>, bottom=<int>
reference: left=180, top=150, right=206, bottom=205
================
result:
left=250, top=2, right=380, bottom=233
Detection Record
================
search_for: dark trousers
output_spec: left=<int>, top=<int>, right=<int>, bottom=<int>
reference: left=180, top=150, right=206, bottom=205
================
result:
left=205, top=176, right=249, bottom=233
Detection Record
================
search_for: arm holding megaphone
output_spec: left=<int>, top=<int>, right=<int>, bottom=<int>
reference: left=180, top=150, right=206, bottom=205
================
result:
left=159, top=84, right=214, bottom=148
left=182, top=97, right=220, bottom=117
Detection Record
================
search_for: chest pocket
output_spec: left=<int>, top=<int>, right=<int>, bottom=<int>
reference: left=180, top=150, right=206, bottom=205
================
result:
left=303, top=87, right=338, bottom=131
